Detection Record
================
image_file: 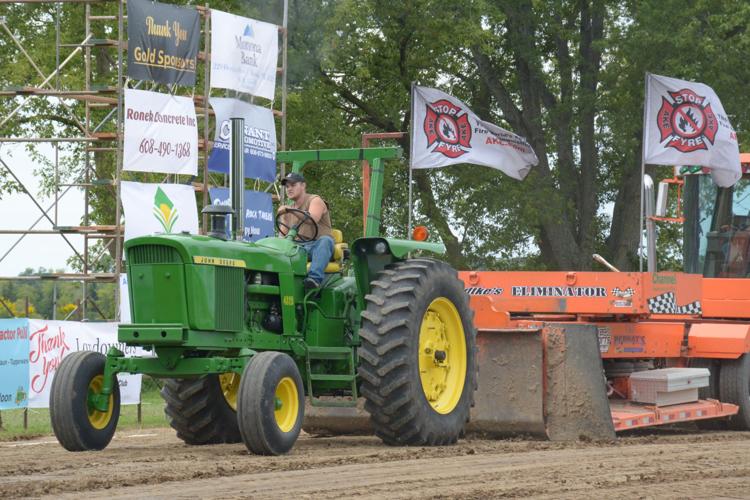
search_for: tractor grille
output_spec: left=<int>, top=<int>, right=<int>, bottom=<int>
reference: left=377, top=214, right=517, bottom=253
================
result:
left=128, top=245, right=181, bottom=265
left=215, top=266, right=244, bottom=331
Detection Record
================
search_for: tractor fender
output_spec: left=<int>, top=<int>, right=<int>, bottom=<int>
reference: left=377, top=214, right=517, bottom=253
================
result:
left=687, top=323, right=750, bottom=359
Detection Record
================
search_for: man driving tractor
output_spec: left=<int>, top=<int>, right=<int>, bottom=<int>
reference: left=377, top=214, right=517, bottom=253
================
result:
left=277, top=171, right=334, bottom=289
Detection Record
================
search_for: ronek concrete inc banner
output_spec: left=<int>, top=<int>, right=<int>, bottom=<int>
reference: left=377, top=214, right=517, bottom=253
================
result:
left=126, top=0, right=200, bottom=86
left=123, top=88, right=198, bottom=175
left=208, top=97, right=277, bottom=182
left=210, top=9, right=278, bottom=100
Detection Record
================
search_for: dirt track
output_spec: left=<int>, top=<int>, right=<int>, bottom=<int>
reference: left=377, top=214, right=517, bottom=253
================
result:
left=2, top=428, right=750, bottom=499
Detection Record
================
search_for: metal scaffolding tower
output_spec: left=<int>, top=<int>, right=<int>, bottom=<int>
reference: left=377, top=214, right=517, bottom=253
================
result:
left=0, top=0, right=288, bottom=321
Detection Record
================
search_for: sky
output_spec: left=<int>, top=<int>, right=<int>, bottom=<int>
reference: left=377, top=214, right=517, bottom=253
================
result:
left=0, top=143, right=84, bottom=277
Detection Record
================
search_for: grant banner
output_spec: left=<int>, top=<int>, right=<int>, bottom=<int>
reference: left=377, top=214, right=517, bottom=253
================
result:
left=27, top=321, right=144, bottom=408
left=123, top=88, right=198, bottom=175
left=0, top=319, right=29, bottom=410
left=210, top=10, right=278, bottom=100
left=209, top=188, right=274, bottom=241
left=207, top=97, right=276, bottom=182
left=126, top=0, right=200, bottom=86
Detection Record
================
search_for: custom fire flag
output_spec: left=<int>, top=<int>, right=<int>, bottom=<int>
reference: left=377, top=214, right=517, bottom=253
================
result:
left=410, top=85, right=538, bottom=179
left=643, top=73, right=741, bottom=187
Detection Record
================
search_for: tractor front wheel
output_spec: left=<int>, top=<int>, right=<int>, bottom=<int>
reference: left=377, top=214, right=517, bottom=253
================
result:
left=50, top=351, right=121, bottom=451
left=237, top=351, right=305, bottom=455
left=359, top=258, right=477, bottom=446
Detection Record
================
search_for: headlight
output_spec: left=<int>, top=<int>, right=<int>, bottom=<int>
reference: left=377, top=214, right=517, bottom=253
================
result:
left=373, top=241, right=388, bottom=255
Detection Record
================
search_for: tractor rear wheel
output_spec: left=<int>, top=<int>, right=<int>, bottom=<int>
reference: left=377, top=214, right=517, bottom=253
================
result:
left=237, top=351, right=305, bottom=455
left=359, top=258, right=476, bottom=446
left=719, top=354, right=750, bottom=430
left=161, top=374, right=241, bottom=445
left=50, top=351, right=120, bottom=451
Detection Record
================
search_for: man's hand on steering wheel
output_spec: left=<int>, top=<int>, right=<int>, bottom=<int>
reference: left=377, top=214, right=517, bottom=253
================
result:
left=275, top=207, right=319, bottom=243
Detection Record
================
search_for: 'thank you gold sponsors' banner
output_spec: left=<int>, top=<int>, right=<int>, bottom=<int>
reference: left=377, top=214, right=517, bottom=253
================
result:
left=210, top=10, right=278, bottom=100
left=123, top=88, right=198, bottom=175
left=126, top=0, right=200, bottom=86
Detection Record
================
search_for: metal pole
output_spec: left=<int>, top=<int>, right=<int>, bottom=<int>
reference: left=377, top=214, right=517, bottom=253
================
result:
left=201, top=5, right=210, bottom=234
left=639, top=73, right=650, bottom=272
left=230, top=118, right=245, bottom=240
left=114, top=0, right=124, bottom=320
left=408, top=83, right=416, bottom=238
left=280, top=0, right=288, bottom=205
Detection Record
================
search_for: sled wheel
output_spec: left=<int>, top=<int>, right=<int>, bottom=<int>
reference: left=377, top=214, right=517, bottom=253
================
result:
left=50, top=351, right=120, bottom=451
left=161, top=374, right=241, bottom=445
left=719, top=353, right=750, bottom=430
left=689, top=358, right=728, bottom=430
left=359, top=258, right=477, bottom=445
left=237, top=351, right=305, bottom=455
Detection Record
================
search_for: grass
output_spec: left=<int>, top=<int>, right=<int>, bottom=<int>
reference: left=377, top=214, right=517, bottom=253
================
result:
left=0, top=387, right=169, bottom=442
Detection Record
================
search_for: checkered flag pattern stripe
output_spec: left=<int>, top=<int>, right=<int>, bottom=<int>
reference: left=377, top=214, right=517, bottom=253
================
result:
left=647, top=292, right=702, bottom=315
left=612, top=287, right=635, bottom=297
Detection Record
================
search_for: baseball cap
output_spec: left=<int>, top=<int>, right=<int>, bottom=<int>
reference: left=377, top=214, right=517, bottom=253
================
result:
left=281, top=172, right=305, bottom=185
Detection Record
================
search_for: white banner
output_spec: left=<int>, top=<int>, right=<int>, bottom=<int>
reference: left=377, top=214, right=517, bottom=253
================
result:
left=644, top=73, right=741, bottom=187
left=121, top=181, right=199, bottom=242
left=27, top=320, right=143, bottom=408
left=119, top=274, right=131, bottom=324
left=210, top=10, right=278, bottom=100
left=123, top=88, right=198, bottom=175
left=411, top=86, right=538, bottom=180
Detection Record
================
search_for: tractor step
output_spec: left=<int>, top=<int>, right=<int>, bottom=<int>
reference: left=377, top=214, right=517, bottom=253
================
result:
left=305, top=346, right=358, bottom=408
left=610, top=398, right=739, bottom=431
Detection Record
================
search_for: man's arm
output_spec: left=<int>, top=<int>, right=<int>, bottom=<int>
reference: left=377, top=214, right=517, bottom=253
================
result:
left=277, top=205, right=289, bottom=235
left=308, top=196, right=327, bottom=223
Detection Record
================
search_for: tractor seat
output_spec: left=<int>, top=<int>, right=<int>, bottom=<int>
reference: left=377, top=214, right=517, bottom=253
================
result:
left=306, top=229, right=349, bottom=274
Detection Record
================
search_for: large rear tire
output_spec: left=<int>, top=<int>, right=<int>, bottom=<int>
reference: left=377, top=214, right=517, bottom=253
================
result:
left=50, top=351, right=120, bottom=451
left=719, top=354, right=750, bottom=430
left=237, top=351, right=305, bottom=455
left=161, top=374, right=241, bottom=445
left=359, top=258, right=476, bottom=446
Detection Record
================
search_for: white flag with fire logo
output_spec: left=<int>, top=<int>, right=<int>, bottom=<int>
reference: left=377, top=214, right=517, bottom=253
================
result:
left=643, top=73, right=741, bottom=187
left=410, top=86, right=538, bottom=179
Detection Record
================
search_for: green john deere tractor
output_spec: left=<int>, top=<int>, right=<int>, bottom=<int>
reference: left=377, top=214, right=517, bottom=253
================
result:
left=49, top=147, right=477, bottom=455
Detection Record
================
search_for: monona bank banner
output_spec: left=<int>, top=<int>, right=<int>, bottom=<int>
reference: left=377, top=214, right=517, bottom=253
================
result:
left=210, top=10, right=278, bottom=100
left=121, top=181, right=199, bottom=242
left=0, top=319, right=143, bottom=409
left=209, top=188, right=274, bottom=242
left=123, top=88, right=198, bottom=175
left=207, top=97, right=277, bottom=182
left=126, top=0, right=200, bottom=86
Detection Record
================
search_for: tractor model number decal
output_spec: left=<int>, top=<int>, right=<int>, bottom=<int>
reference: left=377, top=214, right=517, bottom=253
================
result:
left=465, top=287, right=503, bottom=296
left=193, top=256, right=246, bottom=268
left=511, top=286, right=607, bottom=297
left=282, top=295, right=294, bottom=306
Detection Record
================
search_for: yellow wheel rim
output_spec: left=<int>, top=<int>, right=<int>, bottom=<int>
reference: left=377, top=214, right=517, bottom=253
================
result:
left=274, top=376, right=299, bottom=433
left=219, top=372, right=240, bottom=411
left=87, top=375, right=114, bottom=430
left=418, top=297, right=467, bottom=414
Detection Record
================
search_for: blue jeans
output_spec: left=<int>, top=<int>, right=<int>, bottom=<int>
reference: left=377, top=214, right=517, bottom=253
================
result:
left=300, top=236, right=334, bottom=283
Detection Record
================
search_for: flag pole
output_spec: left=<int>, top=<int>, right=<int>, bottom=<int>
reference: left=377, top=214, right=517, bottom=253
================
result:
left=639, top=73, right=650, bottom=272
left=408, top=82, right=415, bottom=238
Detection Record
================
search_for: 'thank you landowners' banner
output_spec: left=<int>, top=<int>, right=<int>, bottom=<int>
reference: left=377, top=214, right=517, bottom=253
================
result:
left=210, top=10, right=278, bottom=100
left=126, top=0, right=200, bottom=86
left=121, top=181, right=199, bottom=242
left=26, top=321, right=143, bottom=408
left=207, top=97, right=277, bottom=182
left=209, top=188, right=274, bottom=241
left=123, top=88, right=198, bottom=175
left=0, top=319, right=29, bottom=410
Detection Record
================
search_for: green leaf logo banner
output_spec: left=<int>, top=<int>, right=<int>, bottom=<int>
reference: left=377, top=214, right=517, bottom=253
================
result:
left=152, top=187, right=179, bottom=232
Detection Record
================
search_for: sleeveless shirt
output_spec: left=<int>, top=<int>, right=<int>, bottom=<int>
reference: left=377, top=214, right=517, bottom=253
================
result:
left=285, top=193, right=332, bottom=241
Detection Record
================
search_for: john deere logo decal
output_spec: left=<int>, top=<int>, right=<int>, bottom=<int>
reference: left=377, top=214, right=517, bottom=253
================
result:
left=657, top=89, right=718, bottom=153
left=424, top=99, right=472, bottom=158
left=153, top=187, right=179, bottom=233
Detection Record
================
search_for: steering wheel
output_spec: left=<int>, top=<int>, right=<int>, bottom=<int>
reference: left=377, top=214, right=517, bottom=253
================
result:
left=275, top=207, right=319, bottom=243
